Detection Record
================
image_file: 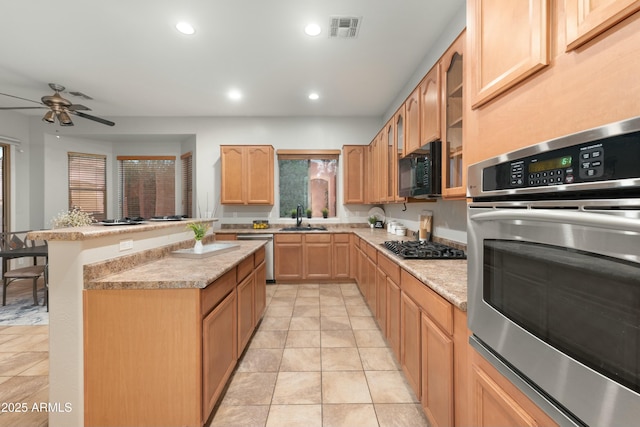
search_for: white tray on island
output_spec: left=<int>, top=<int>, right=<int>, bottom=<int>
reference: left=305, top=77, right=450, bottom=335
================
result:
left=172, top=242, right=240, bottom=258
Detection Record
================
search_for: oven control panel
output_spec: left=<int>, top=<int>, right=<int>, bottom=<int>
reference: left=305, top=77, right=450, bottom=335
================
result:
left=482, top=130, right=640, bottom=192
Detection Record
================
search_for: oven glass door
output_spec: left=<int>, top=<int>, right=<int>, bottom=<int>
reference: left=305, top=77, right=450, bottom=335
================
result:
left=468, top=203, right=640, bottom=427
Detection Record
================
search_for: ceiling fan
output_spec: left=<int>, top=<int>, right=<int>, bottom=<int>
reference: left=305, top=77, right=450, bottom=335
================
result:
left=0, top=83, right=115, bottom=127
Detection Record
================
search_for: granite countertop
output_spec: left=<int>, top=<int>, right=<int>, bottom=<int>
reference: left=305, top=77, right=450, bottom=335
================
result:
left=218, top=226, right=468, bottom=311
left=88, top=240, right=265, bottom=290
left=28, top=218, right=217, bottom=241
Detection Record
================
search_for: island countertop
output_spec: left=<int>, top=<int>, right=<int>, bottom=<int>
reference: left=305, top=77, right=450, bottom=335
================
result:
left=87, top=240, right=265, bottom=290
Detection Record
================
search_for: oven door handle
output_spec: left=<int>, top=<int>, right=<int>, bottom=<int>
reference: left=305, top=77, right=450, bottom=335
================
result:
left=469, top=209, right=640, bottom=232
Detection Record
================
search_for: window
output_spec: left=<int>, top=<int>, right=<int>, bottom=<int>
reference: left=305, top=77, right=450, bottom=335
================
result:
left=277, top=150, right=339, bottom=218
left=118, top=156, right=176, bottom=218
left=181, top=152, right=193, bottom=217
left=68, top=152, right=107, bottom=221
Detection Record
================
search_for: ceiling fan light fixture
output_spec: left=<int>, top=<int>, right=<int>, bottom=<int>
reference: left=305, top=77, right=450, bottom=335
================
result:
left=57, top=111, right=74, bottom=126
left=176, top=21, right=195, bottom=35
left=42, top=110, right=56, bottom=123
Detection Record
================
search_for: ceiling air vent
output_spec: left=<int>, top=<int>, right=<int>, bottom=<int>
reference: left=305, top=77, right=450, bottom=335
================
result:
left=329, top=16, right=361, bottom=39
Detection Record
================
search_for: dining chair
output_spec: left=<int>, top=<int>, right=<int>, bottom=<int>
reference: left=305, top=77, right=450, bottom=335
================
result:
left=0, top=231, right=48, bottom=306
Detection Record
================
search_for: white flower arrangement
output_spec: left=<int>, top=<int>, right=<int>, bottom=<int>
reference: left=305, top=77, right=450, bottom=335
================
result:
left=51, top=206, right=96, bottom=228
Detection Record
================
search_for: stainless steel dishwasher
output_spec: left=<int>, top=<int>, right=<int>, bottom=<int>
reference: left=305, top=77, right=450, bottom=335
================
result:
left=236, top=234, right=274, bottom=282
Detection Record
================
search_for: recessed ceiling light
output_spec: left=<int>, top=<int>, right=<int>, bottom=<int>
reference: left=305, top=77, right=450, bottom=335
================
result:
left=228, top=90, right=242, bottom=100
left=304, top=23, right=321, bottom=36
left=308, top=93, right=320, bottom=100
left=176, top=22, right=195, bottom=35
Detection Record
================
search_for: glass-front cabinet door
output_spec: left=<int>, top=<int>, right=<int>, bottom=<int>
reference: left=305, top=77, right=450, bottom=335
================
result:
left=441, top=31, right=465, bottom=199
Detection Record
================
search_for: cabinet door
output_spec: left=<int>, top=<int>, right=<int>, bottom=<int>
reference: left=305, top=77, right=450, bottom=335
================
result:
left=357, top=245, right=368, bottom=299
left=441, top=32, right=466, bottom=199
left=274, top=234, right=303, bottom=280
left=385, top=120, right=396, bottom=202
left=470, top=349, right=559, bottom=427
left=566, top=0, right=640, bottom=50
left=404, top=87, right=421, bottom=156
left=332, top=234, right=350, bottom=279
left=220, top=146, right=245, bottom=204
left=387, top=278, right=401, bottom=360
left=421, top=313, right=454, bottom=427
left=366, top=255, right=377, bottom=317
left=304, top=242, right=332, bottom=280
left=400, top=292, right=421, bottom=398
left=255, top=261, right=267, bottom=321
left=469, top=0, right=549, bottom=108
left=246, top=146, right=274, bottom=204
left=376, top=267, right=387, bottom=331
left=394, top=107, right=406, bottom=202
left=342, top=145, right=366, bottom=204
left=203, top=290, right=237, bottom=420
left=420, top=64, right=441, bottom=145
left=237, top=273, right=255, bottom=355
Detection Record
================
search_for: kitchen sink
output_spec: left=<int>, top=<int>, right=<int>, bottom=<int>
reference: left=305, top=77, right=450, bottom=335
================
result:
left=279, top=226, right=328, bottom=231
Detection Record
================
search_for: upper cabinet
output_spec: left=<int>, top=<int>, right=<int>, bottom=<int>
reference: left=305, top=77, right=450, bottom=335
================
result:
left=342, top=145, right=366, bottom=204
left=441, top=31, right=466, bottom=199
left=468, top=0, right=550, bottom=108
left=419, top=64, right=441, bottom=146
left=565, top=0, right=640, bottom=50
left=220, top=145, right=274, bottom=205
left=404, top=87, right=421, bottom=156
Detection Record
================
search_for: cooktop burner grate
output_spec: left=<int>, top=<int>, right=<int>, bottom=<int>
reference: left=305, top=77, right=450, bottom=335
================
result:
left=383, top=240, right=466, bottom=260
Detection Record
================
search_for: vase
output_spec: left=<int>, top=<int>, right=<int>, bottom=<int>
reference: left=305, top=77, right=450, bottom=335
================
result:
left=193, top=240, right=204, bottom=254
left=370, top=223, right=374, bottom=229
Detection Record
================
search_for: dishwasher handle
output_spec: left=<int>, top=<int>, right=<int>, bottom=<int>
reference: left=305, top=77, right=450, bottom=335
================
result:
left=236, top=234, right=273, bottom=241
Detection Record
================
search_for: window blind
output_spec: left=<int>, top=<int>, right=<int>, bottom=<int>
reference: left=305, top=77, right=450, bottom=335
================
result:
left=181, top=152, right=193, bottom=217
left=68, top=152, right=107, bottom=221
left=117, top=156, right=176, bottom=218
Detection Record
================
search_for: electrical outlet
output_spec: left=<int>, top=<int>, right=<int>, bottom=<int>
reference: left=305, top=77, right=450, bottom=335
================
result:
left=119, top=239, right=134, bottom=251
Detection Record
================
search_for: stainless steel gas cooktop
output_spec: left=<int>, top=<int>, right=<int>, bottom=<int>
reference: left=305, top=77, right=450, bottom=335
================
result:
left=383, top=240, right=466, bottom=260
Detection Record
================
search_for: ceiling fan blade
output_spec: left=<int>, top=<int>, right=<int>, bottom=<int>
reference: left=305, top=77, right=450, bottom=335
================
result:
left=0, top=106, right=46, bottom=110
left=68, top=104, right=91, bottom=111
left=70, top=110, right=115, bottom=127
left=0, top=92, right=44, bottom=106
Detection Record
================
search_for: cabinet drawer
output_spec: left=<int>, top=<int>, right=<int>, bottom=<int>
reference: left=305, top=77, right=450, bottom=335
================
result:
left=400, top=269, right=453, bottom=335
left=202, top=269, right=236, bottom=316
left=378, top=252, right=400, bottom=284
left=237, top=255, right=254, bottom=282
left=334, top=233, right=350, bottom=243
left=365, top=242, right=378, bottom=261
left=275, top=233, right=302, bottom=243
left=305, top=233, right=332, bottom=243
left=254, top=246, right=265, bottom=267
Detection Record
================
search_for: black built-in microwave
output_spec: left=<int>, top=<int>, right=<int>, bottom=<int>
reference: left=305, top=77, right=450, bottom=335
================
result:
left=398, top=140, right=441, bottom=197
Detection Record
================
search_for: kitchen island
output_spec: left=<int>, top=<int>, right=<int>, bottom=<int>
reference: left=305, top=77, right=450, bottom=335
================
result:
left=28, top=221, right=267, bottom=427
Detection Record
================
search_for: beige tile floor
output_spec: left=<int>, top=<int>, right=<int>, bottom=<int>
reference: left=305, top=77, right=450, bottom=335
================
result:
left=0, top=282, right=429, bottom=427
left=209, top=283, right=429, bottom=427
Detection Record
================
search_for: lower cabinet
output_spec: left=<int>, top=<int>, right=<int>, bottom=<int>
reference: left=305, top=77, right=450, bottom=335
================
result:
left=386, top=278, right=402, bottom=361
left=470, top=348, right=558, bottom=427
left=275, top=233, right=350, bottom=281
left=421, top=313, right=454, bottom=427
left=202, top=289, right=237, bottom=420
left=236, top=272, right=255, bottom=355
left=400, top=292, right=422, bottom=398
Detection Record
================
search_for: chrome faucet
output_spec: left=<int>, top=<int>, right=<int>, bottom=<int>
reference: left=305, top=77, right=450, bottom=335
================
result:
left=296, top=204, right=303, bottom=227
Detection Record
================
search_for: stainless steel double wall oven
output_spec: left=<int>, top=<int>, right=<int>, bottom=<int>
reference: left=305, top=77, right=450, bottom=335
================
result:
left=467, top=116, right=640, bottom=427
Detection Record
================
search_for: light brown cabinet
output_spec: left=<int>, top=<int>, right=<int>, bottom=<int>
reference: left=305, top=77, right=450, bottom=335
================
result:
left=400, top=292, right=422, bottom=398
left=274, top=234, right=303, bottom=280
left=421, top=313, right=454, bottom=427
left=332, top=233, right=351, bottom=279
left=220, top=145, right=274, bottom=205
left=342, top=145, right=366, bottom=204
left=304, top=233, right=333, bottom=280
left=237, top=272, right=255, bottom=355
left=565, top=0, right=640, bottom=51
left=441, top=32, right=466, bottom=199
left=470, top=348, right=558, bottom=427
left=404, top=86, right=421, bottom=156
left=202, top=288, right=237, bottom=421
left=275, top=233, right=349, bottom=281
left=420, top=64, right=442, bottom=146
left=468, top=0, right=549, bottom=108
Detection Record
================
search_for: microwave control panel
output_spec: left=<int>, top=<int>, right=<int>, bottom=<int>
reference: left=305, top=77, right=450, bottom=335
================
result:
left=482, top=130, right=640, bottom=192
